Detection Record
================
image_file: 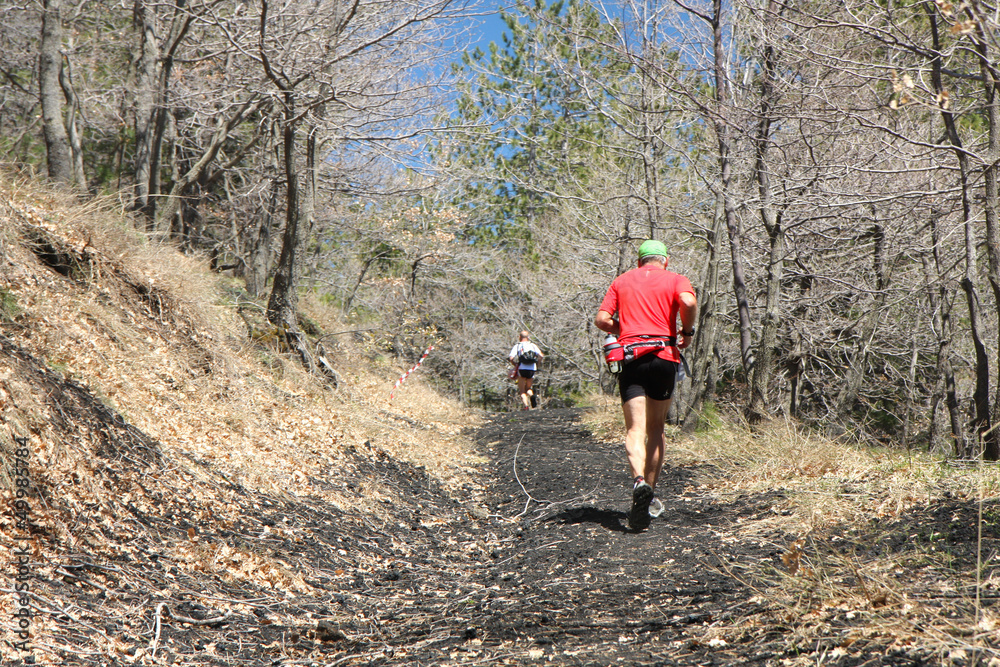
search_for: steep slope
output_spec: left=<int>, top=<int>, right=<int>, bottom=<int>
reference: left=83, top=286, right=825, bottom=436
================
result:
left=0, top=178, right=484, bottom=665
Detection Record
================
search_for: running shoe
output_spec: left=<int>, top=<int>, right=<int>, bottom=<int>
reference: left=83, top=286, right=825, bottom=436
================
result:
left=648, top=497, right=664, bottom=518
left=629, top=481, right=654, bottom=531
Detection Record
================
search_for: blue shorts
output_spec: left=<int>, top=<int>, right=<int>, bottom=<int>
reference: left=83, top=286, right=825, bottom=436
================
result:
left=619, top=353, right=678, bottom=402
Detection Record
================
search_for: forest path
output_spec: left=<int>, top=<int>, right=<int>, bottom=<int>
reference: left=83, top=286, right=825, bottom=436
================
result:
left=10, top=398, right=928, bottom=666
left=460, top=407, right=907, bottom=666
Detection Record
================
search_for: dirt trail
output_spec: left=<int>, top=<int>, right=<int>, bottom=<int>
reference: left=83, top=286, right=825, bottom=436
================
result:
left=463, top=408, right=915, bottom=666
left=7, top=404, right=937, bottom=666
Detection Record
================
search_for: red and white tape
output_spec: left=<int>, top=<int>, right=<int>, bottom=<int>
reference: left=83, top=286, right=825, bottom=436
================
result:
left=389, top=345, right=434, bottom=400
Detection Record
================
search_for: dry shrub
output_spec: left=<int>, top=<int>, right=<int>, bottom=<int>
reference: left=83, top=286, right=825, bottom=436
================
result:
left=577, top=393, right=622, bottom=443
left=685, top=420, right=1000, bottom=662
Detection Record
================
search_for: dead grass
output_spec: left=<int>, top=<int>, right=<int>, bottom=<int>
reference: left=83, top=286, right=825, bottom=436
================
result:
left=582, top=398, right=1000, bottom=663
left=707, top=427, right=1000, bottom=663
left=585, top=398, right=999, bottom=523
left=577, top=393, right=625, bottom=444
left=0, top=175, right=480, bottom=504
left=0, top=179, right=478, bottom=550
left=0, top=175, right=488, bottom=665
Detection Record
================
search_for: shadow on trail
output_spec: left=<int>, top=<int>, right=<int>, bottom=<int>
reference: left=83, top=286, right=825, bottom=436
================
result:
left=548, top=506, right=629, bottom=533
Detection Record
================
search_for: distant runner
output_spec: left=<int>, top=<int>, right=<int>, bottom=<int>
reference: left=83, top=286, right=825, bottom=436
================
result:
left=594, top=240, right=697, bottom=531
left=509, top=331, right=544, bottom=410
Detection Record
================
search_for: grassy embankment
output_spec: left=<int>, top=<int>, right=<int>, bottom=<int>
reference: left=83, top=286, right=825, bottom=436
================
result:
left=0, top=176, right=481, bottom=663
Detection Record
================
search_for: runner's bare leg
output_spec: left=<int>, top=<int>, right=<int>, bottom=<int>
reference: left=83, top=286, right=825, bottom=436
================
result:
left=516, top=375, right=531, bottom=409
left=622, top=396, right=671, bottom=488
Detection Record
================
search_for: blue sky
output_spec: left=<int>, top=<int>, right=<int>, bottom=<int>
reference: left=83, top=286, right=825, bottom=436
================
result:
left=465, top=1, right=513, bottom=52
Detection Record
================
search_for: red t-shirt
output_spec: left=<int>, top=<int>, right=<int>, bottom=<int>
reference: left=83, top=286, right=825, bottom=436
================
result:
left=599, top=265, right=695, bottom=363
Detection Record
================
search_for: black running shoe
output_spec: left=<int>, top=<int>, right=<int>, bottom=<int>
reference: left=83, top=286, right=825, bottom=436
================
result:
left=629, top=481, right=653, bottom=531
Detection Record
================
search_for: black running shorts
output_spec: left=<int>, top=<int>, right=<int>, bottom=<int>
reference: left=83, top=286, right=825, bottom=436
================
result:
left=518, top=369, right=535, bottom=379
left=618, top=353, right=678, bottom=402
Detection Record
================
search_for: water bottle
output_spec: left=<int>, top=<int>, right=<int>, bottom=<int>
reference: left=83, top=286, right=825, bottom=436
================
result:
left=603, top=334, right=623, bottom=374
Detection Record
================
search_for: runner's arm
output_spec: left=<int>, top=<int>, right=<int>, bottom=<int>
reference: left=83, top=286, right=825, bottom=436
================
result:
left=678, top=292, right=697, bottom=349
left=594, top=310, right=620, bottom=336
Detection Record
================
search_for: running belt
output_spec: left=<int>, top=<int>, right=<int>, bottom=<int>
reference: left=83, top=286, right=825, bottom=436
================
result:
left=622, top=336, right=676, bottom=362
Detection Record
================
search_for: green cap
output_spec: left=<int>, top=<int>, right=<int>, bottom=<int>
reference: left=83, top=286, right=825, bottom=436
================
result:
left=637, top=240, right=667, bottom=259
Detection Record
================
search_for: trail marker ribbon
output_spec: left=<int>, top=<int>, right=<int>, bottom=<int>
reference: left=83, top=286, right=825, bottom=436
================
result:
left=389, top=345, right=434, bottom=400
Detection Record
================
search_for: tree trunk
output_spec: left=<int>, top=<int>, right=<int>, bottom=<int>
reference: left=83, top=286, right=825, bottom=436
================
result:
left=949, top=108, right=992, bottom=457
left=924, top=4, right=968, bottom=456
left=132, top=0, right=158, bottom=222
left=962, top=275, right=992, bottom=456
left=683, top=190, right=724, bottom=431
left=749, top=218, right=782, bottom=423
left=243, top=169, right=278, bottom=298
left=971, top=14, right=1000, bottom=460
left=747, top=15, right=782, bottom=424
left=709, top=0, right=754, bottom=377
left=58, top=44, right=86, bottom=188
left=927, top=4, right=994, bottom=458
left=785, top=333, right=804, bottom=418
left=266, top=98, right=314, bottom=371
left=639, top=30, right=661, bottom=239
left=922, top=217, right=965, bottom=455
left=40, top=0, right=75, bottom=186
left=258, top=0, right=316, bottom=371
left=268, top=116, right=300, bottom=329
left=132, top=1, right=192, bottom=229
left=617, top=209, right=631, bottom=275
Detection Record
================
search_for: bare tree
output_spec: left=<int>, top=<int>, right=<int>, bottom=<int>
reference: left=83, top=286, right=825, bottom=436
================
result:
left=797, top=0, right=1000, bottom=456
left=39, top=0, right=76, bottom=186
left=131, top=0, right=199, bottom=225
left=247, top=0, right=472, bottom=367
